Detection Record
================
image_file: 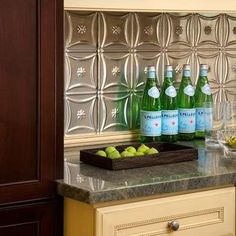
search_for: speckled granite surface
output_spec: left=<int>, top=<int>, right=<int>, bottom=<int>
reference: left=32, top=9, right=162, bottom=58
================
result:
left=57, top=141, right=236, bottom=204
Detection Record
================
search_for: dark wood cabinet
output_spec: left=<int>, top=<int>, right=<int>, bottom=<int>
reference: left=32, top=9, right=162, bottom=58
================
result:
left=0, top=200, right=63, bottom=236
left=0, top=0, right=63, bottom=235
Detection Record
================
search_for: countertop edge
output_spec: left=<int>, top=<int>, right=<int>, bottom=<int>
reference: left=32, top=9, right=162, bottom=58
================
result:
left=57, top=173, right=236, bottom=204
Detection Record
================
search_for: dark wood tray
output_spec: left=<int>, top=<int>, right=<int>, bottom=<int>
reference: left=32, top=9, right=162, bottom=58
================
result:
left=80, top=142, right=198, bottom=170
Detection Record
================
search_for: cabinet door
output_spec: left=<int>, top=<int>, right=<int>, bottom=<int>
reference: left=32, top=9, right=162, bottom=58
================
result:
left=0, top=200, right=63, bottom=236
left=0, top=0, right=63, bottom=204
left=96, top=187, right=235, bottom=236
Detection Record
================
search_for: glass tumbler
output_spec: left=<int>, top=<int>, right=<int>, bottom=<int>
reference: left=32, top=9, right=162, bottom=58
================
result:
left=204, top=102, right=225, bottom=147
left=225, top=101, right=236, bottom=129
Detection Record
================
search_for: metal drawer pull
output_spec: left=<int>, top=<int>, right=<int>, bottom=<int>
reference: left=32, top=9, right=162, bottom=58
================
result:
left=168, top=221, right=180, bottom=231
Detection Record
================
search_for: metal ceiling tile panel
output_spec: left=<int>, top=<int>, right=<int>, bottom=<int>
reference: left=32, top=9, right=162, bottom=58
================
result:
left=65, top=11, right=97, bottom=52
left=222, top=52, right=236, bottom=88
left=223, top=14, right=236, bottom=49
left=98, top=92, right=130, bottom=133
left=194, top=50, right=222, bottom=87
left=164, top=13, right=194, bottom=51
left=133, top=51, right=162, bottom=91
left=99, top=52, right=132, bottom=93
left=64, top=94, right=97, bottom=135
left=133, top=13, right=162, bottom=51
left=99, top=12, right=132, bottom=51
left=211, top=86, right=222, bottom=103
left=65, top=52, right=97, bottom=94
left=64, top=11, right=236, bottom=138
left=221, top=87, right=236, bottom=101
left=195, top=14, right=222, bottom=49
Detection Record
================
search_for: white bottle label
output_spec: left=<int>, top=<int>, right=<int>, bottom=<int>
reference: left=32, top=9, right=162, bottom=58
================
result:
left=178, top=108, right=196, bottom=133
left=184, top=85, right=195, bottom=96
left=196, top=108, right=205, bottom=132
left=161, top=110, right=178, bottom=135
left=140, top=110, right=162, bottom=136
left=205, top=108, right=213, bottom=131
left=165, top=86, right=177, bottom=97
left=201, top=84, right=212, bottom=95
left=148, top=87, right=160, bottom=98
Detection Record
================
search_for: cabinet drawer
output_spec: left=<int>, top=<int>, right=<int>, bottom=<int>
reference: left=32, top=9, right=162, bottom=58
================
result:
left=96, top=187, right=235, bottom=236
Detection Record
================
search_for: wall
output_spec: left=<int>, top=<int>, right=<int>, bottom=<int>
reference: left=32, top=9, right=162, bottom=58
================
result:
left=64, top=12, right=236, bottom=141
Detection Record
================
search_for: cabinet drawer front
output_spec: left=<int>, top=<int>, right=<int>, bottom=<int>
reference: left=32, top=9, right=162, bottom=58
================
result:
left=96, top=187, right=235, bottom=236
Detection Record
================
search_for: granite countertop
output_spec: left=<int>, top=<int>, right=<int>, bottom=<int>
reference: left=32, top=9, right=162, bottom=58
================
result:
left=57, top=141, right=236, bottom=204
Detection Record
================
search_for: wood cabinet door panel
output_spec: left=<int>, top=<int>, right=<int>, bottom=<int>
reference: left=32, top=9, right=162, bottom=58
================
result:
left=0, top=223, right=38, bottom=236
left=0, top=0, right=63, bottom=204
left=0, top=200, right=62, bottom=236
left=0, top=0, right=38, bottom=185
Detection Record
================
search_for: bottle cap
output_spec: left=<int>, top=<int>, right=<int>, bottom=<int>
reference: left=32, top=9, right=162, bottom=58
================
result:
left=183, top=64, right=190, bottom=70
left=200, top=64, right=208, bottom=70
left=148, top=65, right=156, bottom=72
left=165, top=65, right=173, bottom=71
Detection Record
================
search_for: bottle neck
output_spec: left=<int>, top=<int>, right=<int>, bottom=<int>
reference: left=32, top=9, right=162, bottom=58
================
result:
left=180, top=76, right=192, bottom=88
left=198, top=75, right=208, bottom=82
left=197, top=73, right=209, bottom=86
left=200, top=69, right=208, bottom=77
left=181, top=76, right=191, bottom=83
left=148, top=70, right=156, bottom=80
left=165, top=70, right=173, bottom=78
left=183, top=70, right=191, bottom=77
left=162, top=77, right=173, bottom=88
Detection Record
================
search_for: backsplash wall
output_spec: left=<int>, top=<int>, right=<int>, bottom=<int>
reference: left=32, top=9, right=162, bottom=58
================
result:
left=64, top=12, right=236, bottom=137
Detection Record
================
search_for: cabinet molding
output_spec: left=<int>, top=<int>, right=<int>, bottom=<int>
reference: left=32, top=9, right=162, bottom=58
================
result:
left=64, top=0, right=236, bottom=12
left=113, top=207, right=224, bottom=235
left=96, top=187, right=235, bottom=236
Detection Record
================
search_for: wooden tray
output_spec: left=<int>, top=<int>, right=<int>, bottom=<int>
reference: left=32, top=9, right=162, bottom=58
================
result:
left=80, top=142, right=198, bottom=170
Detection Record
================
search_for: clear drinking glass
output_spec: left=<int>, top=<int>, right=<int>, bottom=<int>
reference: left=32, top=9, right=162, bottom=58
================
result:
left=204, top=102, right=225, bottom=147
left=217, top=130, right=236, bottom=158
left=225, top=101, right=236, bottom=129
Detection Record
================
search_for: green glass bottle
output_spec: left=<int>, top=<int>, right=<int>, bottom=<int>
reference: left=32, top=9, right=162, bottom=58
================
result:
left=140, top=65, right=161, bottom=143
left=177, top=64, right=196, bottom=140
left=195, top=64, right=213, bottom=138
left=160, top=65, right=178, bottom=142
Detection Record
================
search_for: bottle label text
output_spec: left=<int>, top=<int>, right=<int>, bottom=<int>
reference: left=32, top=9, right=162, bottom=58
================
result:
left=140, top=110, right=162, bottom=136
left=161, top=110, right=178, bottom=135
left=205, top=108, right=213, bottom=131
left=178, top=108, right=196, bottom=133
left=196, top=108, right=205, bottom=131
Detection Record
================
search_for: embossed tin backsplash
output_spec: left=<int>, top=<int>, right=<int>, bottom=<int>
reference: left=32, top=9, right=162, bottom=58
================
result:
left=64, top=12, right=236, bottom=137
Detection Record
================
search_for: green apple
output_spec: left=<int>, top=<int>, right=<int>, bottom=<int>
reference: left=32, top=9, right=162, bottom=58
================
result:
left=135, top=151, right=144, bottom=156
left=121, top=150, right=135, bottom=157
left=108, top=150, right=121, bottom=159
left=137, top=144, right=149, bottom=153
left=95, top=150, right=107, bottom=157
left=105, top=146, right=117, bottom=155
left=125, top=146, right=136, bottom=154
left=145, top=147, right=159, bottom=155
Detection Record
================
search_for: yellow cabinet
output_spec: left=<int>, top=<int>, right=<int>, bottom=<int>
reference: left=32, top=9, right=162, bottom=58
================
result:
left=65, top=187, right=235, bottom=236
